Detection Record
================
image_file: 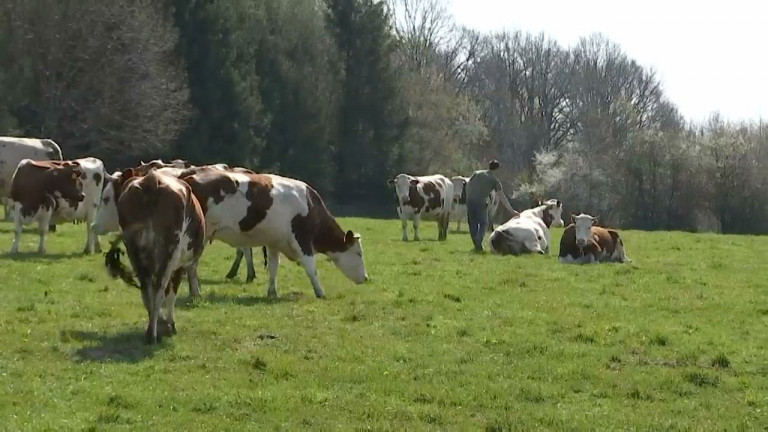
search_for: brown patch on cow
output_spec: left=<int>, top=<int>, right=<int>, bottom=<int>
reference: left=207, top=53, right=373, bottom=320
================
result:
left=422, top=181, right=442, bottom=211
left=239, top=175, right=274, bottom=232
left=182, top=171, right=239, bottom=216
left=541, top=207, right=554, bottom=228
left=407, top=184, right=425, bottom=212
left=10, top=160, right=84, bottom=219
left=292, top=185, right=351, bottom=255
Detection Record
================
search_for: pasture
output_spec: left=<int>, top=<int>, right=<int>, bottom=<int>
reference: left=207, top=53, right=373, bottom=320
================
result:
left=0, top=218, right=765, bottom=431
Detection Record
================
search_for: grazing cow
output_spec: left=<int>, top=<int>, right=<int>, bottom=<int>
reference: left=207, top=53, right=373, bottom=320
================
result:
left=388, top=174, right=453, bottom=241
left=488, top=199, right=563, bottom=256
left=9, top=160, right=85, bottom=254
left=93, top=163, right=259, bottom=284
left=182, top=170, right=368, bottom=299
left=105, top=169, right=205, bottom=344
left=0, top=136, right=63, bottom=221
left=559, top=213, right=630, bottom=264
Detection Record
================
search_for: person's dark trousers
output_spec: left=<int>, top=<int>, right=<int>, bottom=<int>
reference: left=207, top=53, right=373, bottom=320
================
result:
left=467, top=199, right=488, bottom=251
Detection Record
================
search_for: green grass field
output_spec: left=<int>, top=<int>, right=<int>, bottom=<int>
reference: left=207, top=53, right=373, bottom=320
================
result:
left=0, top=218, right=766, bottom=431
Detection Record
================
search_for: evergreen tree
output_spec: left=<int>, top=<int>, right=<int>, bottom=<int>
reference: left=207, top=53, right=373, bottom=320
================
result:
left=171, top=0, right=266, bottom=167
left=326, top=0, right=407, bottom=203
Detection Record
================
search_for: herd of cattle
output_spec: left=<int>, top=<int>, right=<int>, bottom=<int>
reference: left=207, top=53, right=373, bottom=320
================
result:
left=0, top=136, right=629, bottom=344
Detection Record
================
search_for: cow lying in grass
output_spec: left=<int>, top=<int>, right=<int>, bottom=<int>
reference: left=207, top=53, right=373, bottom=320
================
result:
left=559, top=213, right=630, bottom=264
left=489, top=199, right=564, bottom=255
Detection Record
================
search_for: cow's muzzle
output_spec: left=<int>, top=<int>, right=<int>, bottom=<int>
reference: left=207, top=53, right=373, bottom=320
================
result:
left=576, top=238, right=588, bottom=247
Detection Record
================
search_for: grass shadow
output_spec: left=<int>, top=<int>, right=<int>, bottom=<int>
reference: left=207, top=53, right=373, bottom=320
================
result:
left=0, top=251, right=86, bottom=261
left=199, top=277, right=258, bottom=287
left=178, top=291, right=303, bottom=309
left=67, top=328, right=171, bottom=363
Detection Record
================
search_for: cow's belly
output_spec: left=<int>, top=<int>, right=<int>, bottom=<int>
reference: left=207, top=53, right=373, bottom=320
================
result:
left=13, top=202, right=49, bottom=226
left=398, top=205, right=445, bottom=220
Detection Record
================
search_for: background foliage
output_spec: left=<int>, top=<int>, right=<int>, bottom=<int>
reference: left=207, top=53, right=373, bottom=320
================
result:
left=0, top=0, right=766, bottom=231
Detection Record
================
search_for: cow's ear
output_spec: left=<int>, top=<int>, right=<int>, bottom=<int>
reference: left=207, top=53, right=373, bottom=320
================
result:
left=570, top=214, right=576, bottom=224
left=122, top=168, right=135, bottom=182
left=592, top=216, right=599, bottom=226
left=344, top=230, right=356, bottom=244
left=387, top=179, right=395, bottom=186
left=409, top=179, right=419, bottom=187
left=557, top=200, right=562, bottom=207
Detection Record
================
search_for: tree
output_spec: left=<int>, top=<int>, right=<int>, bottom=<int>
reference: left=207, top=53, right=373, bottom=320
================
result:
left=171, top=0, right=266, bottom=167
left=0, top=0, right=190, bottom=165
left=326, top=0, right=407, bottom=203
left=255, top=0, right=341, bottom=195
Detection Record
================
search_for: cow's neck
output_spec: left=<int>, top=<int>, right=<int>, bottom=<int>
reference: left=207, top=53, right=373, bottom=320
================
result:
left=313, top=212, right=349, bottom=254
left=530, top=205, right=553, bottom=228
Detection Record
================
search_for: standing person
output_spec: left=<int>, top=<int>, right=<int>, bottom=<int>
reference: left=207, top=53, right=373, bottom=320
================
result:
left=465, top=160, right=518, bottom=252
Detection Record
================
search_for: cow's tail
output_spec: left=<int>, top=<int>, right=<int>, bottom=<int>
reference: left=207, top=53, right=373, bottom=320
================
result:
left=262, top=246, right=267, bottom=267
left=104, top=235, right=139, bottom=289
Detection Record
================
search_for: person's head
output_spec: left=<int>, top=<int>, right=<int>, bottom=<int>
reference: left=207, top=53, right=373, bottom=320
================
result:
left=489, top=160, right=500, bottom=171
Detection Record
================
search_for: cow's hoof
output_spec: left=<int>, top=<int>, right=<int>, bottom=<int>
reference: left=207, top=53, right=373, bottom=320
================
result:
left=224, top=271, right=237, bottom=280
left=246, top=276, right=255, bottom=283
left=145, top=331, right=159, bottom=345
left=170, top=323, right=177, bottom=335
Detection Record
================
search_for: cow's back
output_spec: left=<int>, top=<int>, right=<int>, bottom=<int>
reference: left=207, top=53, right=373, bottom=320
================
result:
left=592, top=227, right=620, bottom=258
left=119, top=173, right=204, bottom=268
left=0, top=137, right=63, bottom=197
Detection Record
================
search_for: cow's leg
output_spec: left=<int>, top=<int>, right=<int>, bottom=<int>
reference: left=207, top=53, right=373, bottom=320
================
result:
left=266, top=247, right=281, bottom=298
left=244, top=248, right=255, bottom=283
left=225, top=248, right=243, bottom=279
left=141, top=286, right=159, bottom=345
left=146, top=286, right=166, bottom=345
left=440, top=213, right=450, bottom=241
left=186, top=260, right=201, bottom=298
left=164, top=269, right=184, bottom=335
left=36, top=211, right=52, bottom=254
left=401, top=217, right=408, bottom=241
left=413, top=215, right=421, bottom=241
left=10, top=204, right=23, bottom=254
left=83, top=210, right=96, bottom=255
left=299, top=254, right=325, bottom=299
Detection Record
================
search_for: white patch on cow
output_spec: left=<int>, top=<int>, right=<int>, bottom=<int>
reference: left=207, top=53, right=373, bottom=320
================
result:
left=92, top=171, right=120, bottom=235
left=573, top=213, right=598, bottom=248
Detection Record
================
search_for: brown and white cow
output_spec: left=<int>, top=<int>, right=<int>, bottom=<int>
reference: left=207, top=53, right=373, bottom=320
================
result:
left=93, top=162, right=259, bottom=284
left=388, top=174, right=453, bottom=241
left=559, top=213, right=630, bottom=264
left=182, top=170, right=368, bottom=299
left=0, top=136, right=63, bottom=221
left=9, top=160, right=85, bottom=254
left=105, top=169, right=205, bottom=344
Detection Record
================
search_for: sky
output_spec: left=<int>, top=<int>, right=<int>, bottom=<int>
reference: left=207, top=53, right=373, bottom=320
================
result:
left=449, top=0, right=768, bottom=124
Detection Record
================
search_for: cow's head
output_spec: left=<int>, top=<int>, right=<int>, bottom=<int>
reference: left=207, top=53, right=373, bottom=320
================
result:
left=388, top=174, right=418, bottom=206
left=328, top=230, right=369, bottom=284
left=51, top=161, right=86, bottom=203
left=572, top=213, right=598, bottom=248
left=92, top=170, right=135, bottom=235
left=92, top=171, right=121, bottom=235
left=544, top=199, right=564, bottom=227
